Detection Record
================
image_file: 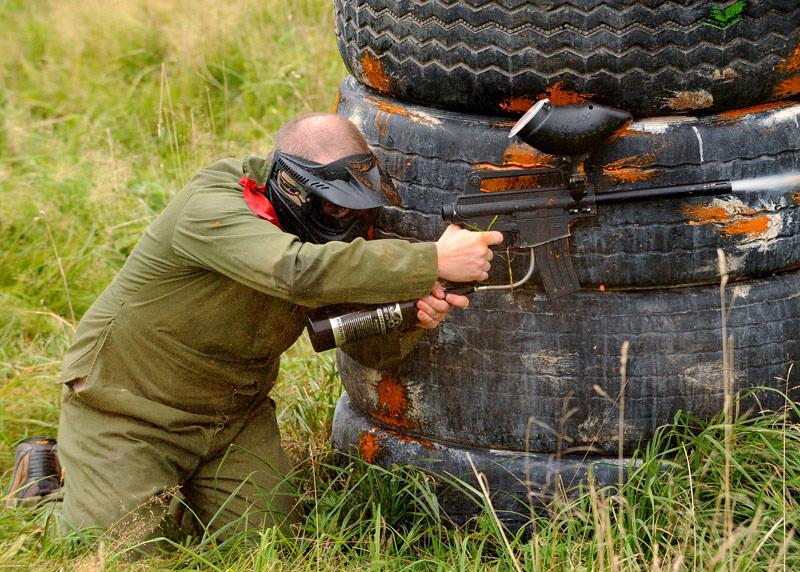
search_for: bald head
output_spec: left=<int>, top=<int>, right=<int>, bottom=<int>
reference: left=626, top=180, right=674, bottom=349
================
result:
left=274, top=113, right=370, bottom=164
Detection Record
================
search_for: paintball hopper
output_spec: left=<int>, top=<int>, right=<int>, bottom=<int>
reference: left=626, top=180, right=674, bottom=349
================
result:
left=509, top=99, right=632, bottom=156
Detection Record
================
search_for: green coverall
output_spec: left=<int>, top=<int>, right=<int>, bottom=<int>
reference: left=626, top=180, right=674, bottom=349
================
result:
left=57, top=155, right=437, bottom=539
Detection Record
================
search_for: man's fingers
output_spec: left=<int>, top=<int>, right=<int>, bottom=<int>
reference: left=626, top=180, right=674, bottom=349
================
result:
left=445, top=293, right=470, bottom=308
left=431, top=282, right=446, bottom=299
left=436, top=226, right=504, bottom=283
left=416, top=300, right=436, bottom=319
left=482, top=230, right=504, bottom=246
left=416, top=310, right=436, bottom=329
left=418, top=298, right=448, bottom=316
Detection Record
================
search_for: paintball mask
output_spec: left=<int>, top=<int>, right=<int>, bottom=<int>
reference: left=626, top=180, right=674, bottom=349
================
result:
left=266, top=151, right=393, bottom=243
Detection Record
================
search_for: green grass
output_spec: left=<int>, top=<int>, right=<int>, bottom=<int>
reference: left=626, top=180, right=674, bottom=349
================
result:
left=1, top=1, right=798, bottom=570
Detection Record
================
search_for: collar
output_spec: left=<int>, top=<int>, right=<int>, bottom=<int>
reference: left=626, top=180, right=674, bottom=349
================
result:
left=240, top=155, right=281, bottom=228
left=242, top=155, right=271, bottom=186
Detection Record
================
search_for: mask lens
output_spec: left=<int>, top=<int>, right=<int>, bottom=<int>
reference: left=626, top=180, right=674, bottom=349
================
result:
left=311, top=199, right=377, bottom=235
left=320, top=200, right=352, bottom=219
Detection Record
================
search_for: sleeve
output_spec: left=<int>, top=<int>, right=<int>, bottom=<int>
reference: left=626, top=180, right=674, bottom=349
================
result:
left=171, top=189, right=438, bottom=309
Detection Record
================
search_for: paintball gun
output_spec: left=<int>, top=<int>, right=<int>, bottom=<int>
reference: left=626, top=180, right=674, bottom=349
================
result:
left=306, top=99, right=734, bottom=352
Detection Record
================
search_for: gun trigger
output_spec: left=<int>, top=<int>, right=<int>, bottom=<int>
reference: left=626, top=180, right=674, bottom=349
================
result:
left=534, top=238, right=581, bottom=299
left=499, top=230, right=518, bottom=248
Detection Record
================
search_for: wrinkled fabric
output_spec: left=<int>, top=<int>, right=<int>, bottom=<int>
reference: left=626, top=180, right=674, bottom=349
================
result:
left=60, top=155, right=436, bottom=415
left=57, top=155, right=437, bottom=536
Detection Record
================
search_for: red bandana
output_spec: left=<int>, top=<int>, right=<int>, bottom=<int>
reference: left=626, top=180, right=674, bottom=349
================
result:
left=239, top=176, right=281, bottom=228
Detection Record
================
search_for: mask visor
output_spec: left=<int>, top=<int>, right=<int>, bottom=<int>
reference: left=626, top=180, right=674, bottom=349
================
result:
left=273, top=152, right=392, bottom=210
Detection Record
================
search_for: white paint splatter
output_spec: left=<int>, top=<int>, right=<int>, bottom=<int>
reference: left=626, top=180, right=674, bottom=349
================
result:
left=679, top=362, right=727, bottom=394
left=628, top=116, right=696, bottom=134
left=347, top=110, right=365, bottom=131
left=405, top=109, right=442, bottom=127
left=692, top=126, right=704, bottom=163
left=724, top=253, right=746, bottom=273
left=732, top=284, right=752, bottom=299
left=760, top=104, right=800, bottom=129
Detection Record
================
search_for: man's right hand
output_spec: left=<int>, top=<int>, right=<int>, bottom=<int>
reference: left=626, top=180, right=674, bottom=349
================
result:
left=435, top=224, right=504, bottom=283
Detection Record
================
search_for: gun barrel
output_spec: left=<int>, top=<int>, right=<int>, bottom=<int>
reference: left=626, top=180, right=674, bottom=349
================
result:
left=594, top=180, right=732, bottom=204
left=444, top=180, right=732, bottom=224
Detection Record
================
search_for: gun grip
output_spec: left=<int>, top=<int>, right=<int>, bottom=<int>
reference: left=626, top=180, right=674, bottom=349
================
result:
left=534, top=238, right=581, bottom=299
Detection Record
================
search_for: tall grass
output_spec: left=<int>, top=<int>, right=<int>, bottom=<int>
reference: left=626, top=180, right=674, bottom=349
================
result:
left=1, top=1, right=798, bottom=570
left=0, top=0, right=342, bottom=455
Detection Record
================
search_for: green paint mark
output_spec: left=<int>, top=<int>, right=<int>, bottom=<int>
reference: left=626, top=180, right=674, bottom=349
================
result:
left=706, top=1, right=747, bottom=30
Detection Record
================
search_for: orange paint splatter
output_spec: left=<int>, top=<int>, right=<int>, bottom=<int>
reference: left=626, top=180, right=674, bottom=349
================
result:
left=366, top=95, right=440, bottom=139
left=607, top=120, right=634, bottom=143
left=358, top=432, right=382, bottom=464
left=499, top=96, right=536, bottom=113
left=773, top=76, right=800, bottom=99
left=776, top=42, right=800, bottom=73
left=473, top=144, right=555, bottom=170
left=538, top=81, right=594, bottom=105
left=372, top=375, right=410, bottom=427
left=332, top=91, right=342, bottom=113
left=478, top=174, right=546, bottom=193
left=683, top=205, right=774, bottom=237
left=501, top=143, right=557, bottom=167
left=602, top=154, right=660, bottom=184
left=365, top=97, right=438, bottom=125
left=715, top=101, right=790, bottom=123
left=683, top=205, right=731, bottom=224
left=615, top=128, right=648, bottom=138
left=723, top=216, right=770, bottom=236
left=360, top=52, right=391, bottom=94
left=472, top=143, right=559, bottom=192
left=606, top=167, right=660, bottom=184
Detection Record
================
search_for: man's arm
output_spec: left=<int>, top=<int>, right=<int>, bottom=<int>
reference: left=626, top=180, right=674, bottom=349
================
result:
left=172, top=188, right=501, bottom=309
left=172, top=189, right=436, bottom=308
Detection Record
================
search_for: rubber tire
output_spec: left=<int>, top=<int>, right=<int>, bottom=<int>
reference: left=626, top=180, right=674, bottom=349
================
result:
left=337, top=77, right=800, bottom=289
left=333, top=392, right=633, bottom=528
left=335, top=0, right=800, bottom=117
left=338, top=268, right=800, bottom=455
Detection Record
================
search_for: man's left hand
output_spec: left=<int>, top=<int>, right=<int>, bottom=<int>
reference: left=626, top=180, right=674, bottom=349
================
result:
left=416, top=282, right=469, bottom=330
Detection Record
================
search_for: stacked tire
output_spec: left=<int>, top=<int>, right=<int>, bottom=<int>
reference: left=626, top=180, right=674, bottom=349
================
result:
left=331, top=0, right=800, bottom=527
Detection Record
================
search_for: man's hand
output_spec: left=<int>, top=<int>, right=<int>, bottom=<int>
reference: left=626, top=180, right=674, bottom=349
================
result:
left=416, top=282, right=470, bottom=330
left=435, top=224, right=504, bottom=283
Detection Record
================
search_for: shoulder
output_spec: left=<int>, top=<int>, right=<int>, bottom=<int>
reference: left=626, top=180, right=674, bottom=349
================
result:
left=177, top=166, right=281, bottom=231
left=187, top=157, right=244, bottom=189
left=178, top=157, right=250, bottom=214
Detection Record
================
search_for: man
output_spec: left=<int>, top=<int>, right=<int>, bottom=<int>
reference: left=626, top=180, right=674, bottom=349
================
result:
left=6, top=113, right=502, bottom=540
